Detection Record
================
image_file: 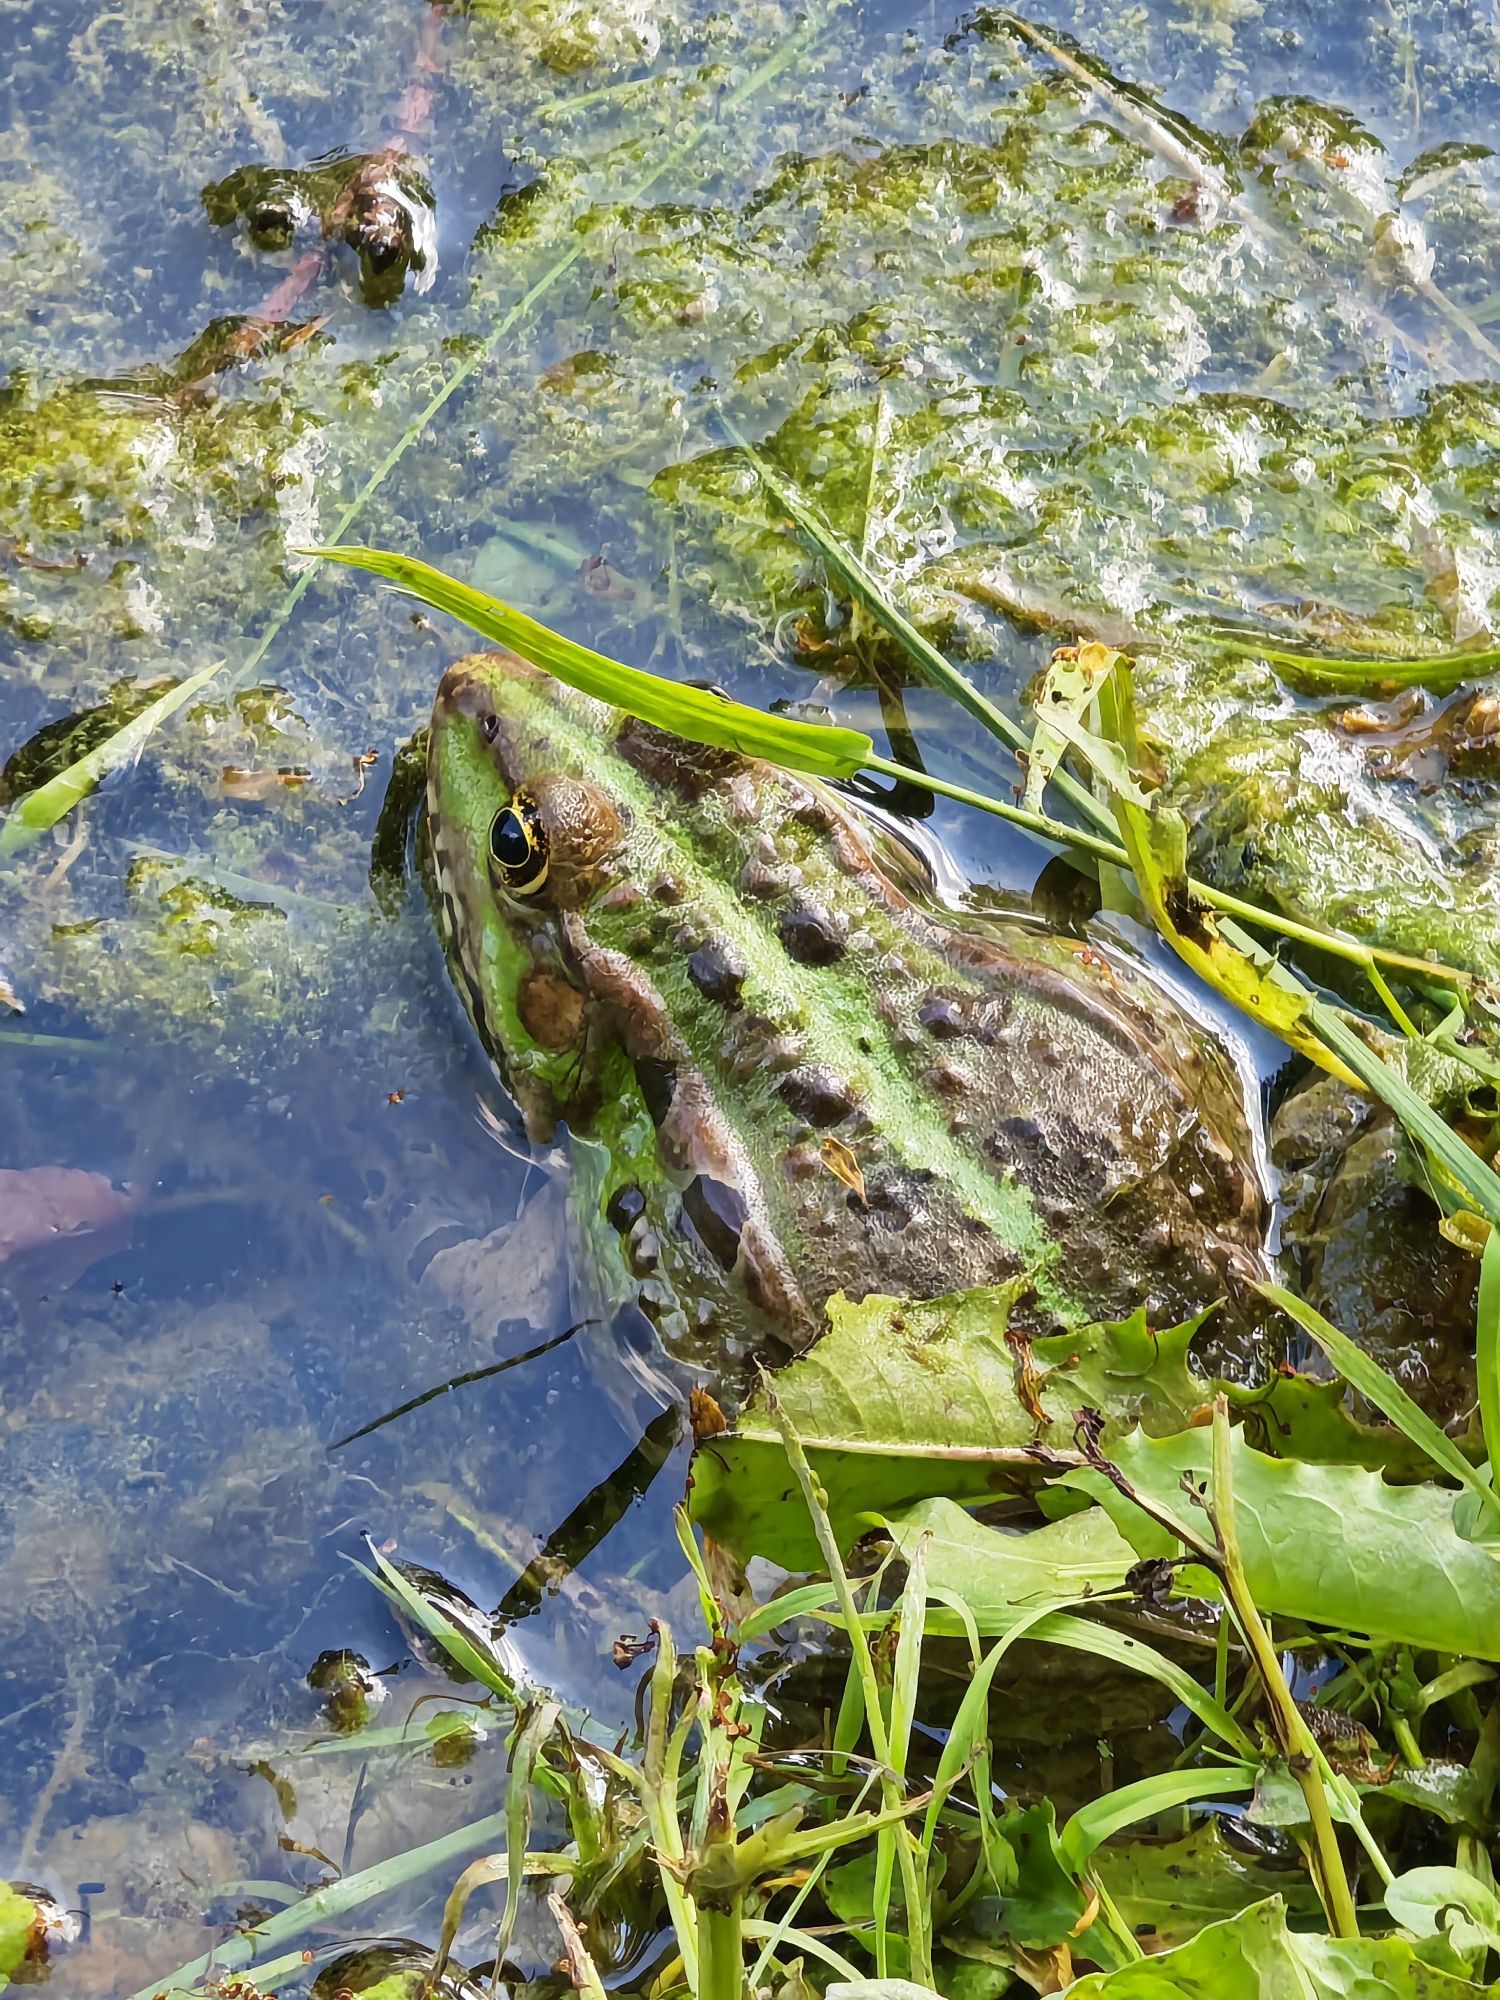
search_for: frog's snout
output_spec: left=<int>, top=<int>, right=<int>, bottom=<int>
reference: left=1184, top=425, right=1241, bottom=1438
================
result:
left=436, top=650, right=546, bottom=728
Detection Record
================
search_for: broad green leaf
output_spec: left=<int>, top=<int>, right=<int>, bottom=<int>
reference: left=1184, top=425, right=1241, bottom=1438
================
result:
left=985, top=1801, right=1094, bottom=1951
left=829, top=1805, right=1093, bottom=1956
left=0, top=1882, right=42, bottom=1983
left=1092, top=1826, right=1322, bottom=1953
left=691, top=1281, right=1068, bottom=1570
left=1252, top=1759, right=1487, bottom=1836
left=1067, top=1427, right=1500, bottom=1659
left=1387, top=1868, right=1500, bottom=1956
left=313, top=546, right=873, bottom=779
left=1045, top=1308, right=1438, bottom=1479
left=887, top=1499, right=1256, bottom=1758
left=1059, top=1895, right=1500, bottom=1996
left=691, top=1287, right=1437, bottom=1571
left=891, top=1497, right=1141, bottom=1607
left=1024, top=645, right=1136, bottom=816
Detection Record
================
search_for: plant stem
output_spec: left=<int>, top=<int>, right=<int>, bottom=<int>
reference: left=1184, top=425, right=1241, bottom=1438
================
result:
left=763, top=1377, right=934, bottom=1988
left=863, top=752, right=1473, bottom=989
left=695, top=1892, right=746, bottom=2000
left=1209, top=1402, right=1359, bottom=1938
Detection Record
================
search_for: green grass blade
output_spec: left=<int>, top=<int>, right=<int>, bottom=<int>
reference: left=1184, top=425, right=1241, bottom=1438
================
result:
left=1260, top=1281, right=1500, bottom=1530
left=721, top=416, right=1119, bottom=842
left=354, top=1544, right=532, bottom=1705
left=1309, top=1001, right=1500, bottom=1229
left=317, top=549, right=1481, bottom=1014
left=123, top=1801, right=532, bottom=2000
left=0, top=659, right=224, bottom=854
left=1204, top=626, right=1500, bottom=692
left=905, top=1605, right=1256, bottom=1759
left=886, top=1531, right=928, bottom=1796
left=314, top=545, right=873, bottom=779
left=920, top=1593, right=1112, bottom=1856
left=1480, top=1233, right=1500, bottom=1476
left=1058, top=1766, right=1258, bottom=1873
left=495, top=1700, right=562, bottom=1973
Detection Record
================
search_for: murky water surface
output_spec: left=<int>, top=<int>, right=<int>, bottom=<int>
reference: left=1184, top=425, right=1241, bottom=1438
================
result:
left=3, top=0, right=1500, bottom=1987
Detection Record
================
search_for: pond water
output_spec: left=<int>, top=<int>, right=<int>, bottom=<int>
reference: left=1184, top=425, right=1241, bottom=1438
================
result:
left=3, top=0, right=1499, bottom=1989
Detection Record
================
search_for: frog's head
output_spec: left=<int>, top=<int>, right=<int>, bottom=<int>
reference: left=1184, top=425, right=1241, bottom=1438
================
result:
left=427, top=651, right=631, bottom=1133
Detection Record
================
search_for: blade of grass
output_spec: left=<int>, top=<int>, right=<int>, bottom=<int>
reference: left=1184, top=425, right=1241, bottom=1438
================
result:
left=321, top=542, right=1476, bottom=995
left=1259, top=1282, right=1500, bottom=1529
left=1208, top=1400, right=1358, bottom=1937
left=427, top=1844, right=573, bottom=1994
left=920, top=1590, right=1131, bottom=1857
left=353, top=1542, right=535, bottom=1706
left=909, top=1605, right=1257, bottom=1759
left=1482, top=1234, right=1500, bottom=1477
left=741, top=1919, right=866, bottom=1983
left=494, top=1701, right=562, bottom=1976
left=123, top=1801, right=550, bottom=2000
left=763, top=1376, right=933, bottom=1990
left=548, top=1890, right=611, bottom=2000
left=1058, top=1765, right=1258, bottom=1872
left=872, top=1529, right=930, bottom=1980
left=1202, top=628, right=1500, bottom=693
left=0, top=19, right=824, bottom=850
left=317, top=545, right=873, bottom=776
left=0, top=658, right=224, bottom=855
left=1309, top=1001, right=1500, bottom=1229
left=720, top=415, right=1119, bottom=844
left=746, top=1771, right=881, bottom=1988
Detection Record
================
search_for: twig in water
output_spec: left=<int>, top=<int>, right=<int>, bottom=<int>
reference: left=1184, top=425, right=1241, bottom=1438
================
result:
left=328, top=1320, right=588, bottom=1449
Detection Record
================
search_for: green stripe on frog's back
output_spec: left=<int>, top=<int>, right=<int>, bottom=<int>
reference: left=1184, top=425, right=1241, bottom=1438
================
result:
left=584, top=755, right=1071, bottom=1309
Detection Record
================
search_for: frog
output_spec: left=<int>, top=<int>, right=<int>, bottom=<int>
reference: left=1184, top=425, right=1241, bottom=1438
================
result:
left=426, top=650, right=1271, bottom=1373
left=201, top=149, right=437, bottom=307
left=1272, top=1070, right=1480, bottom=1422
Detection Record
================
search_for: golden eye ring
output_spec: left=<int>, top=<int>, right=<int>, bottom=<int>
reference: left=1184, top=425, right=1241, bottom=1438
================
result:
left=488, top=792, right=549, bottom=896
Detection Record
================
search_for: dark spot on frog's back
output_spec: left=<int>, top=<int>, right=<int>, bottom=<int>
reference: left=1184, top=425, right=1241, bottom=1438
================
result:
left=615, top=715, right=744, bottom=799
left=607, top=1184, right=647, bottom=1231
left=920, top=995, right=966, bottom=1039
left=682, top=1174, right=749, bottom=1271
left=779, top=1065, right=859, bottom=1127
left=777, top=897, right=845, bottom=966
left=635, top=1056, right=678, bottom=1127
left=688, top=941, right=747, bottom=1009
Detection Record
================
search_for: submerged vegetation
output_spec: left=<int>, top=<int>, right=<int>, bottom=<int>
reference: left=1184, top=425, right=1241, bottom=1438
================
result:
left=6, top=0, right=1500, bottom=1993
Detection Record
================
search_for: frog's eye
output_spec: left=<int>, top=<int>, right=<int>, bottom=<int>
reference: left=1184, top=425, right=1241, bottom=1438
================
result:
left=489, top=793, right=549, bottom=896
